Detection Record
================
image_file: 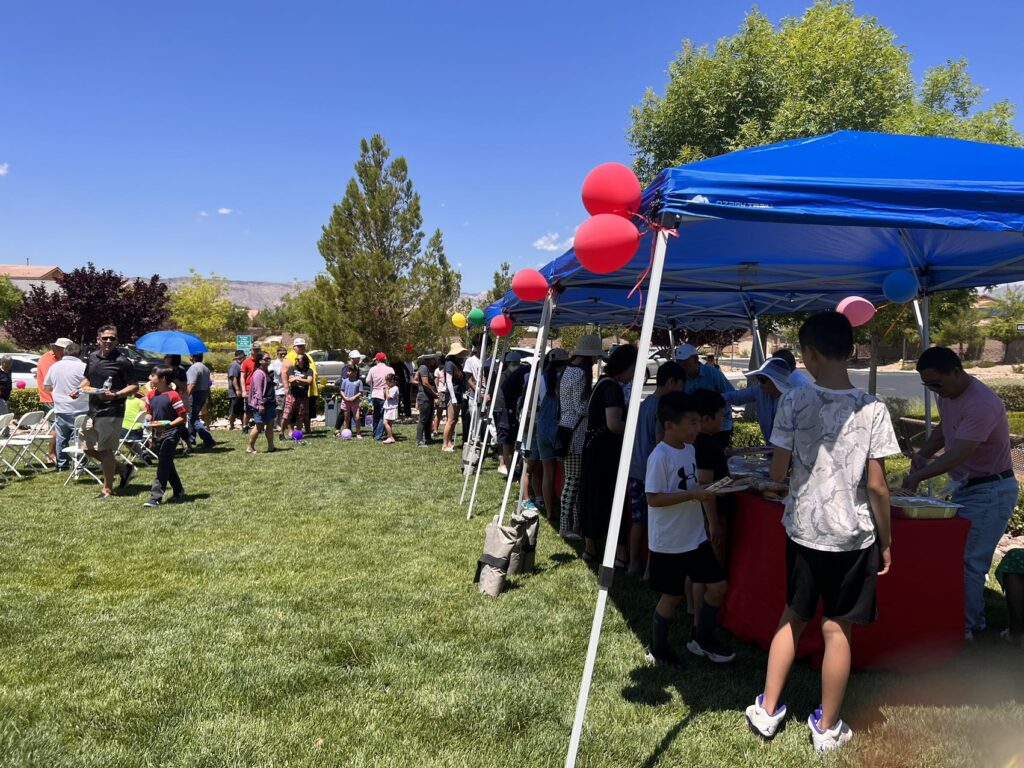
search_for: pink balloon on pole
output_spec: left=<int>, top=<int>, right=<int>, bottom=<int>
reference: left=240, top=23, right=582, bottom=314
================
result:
left=15, top=380, right=26, bottom=389
left=574, top=214, right=640, bottom=274
left=490, top=315, right=513, bottom=337
left=836, top=296, right=876, bottom=327
left=582, top=162, right=642, bottom=217
left=511, top=268, right=549, bottom=302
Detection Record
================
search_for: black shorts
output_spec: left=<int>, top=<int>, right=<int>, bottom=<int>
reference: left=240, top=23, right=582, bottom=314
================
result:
left=494, top=409, right=519, bottom=446
left=786, top=538, right=880, bottom=625
left=229, top=397, right=244, bottom=417
left=648, top=541, right=726, bottom=597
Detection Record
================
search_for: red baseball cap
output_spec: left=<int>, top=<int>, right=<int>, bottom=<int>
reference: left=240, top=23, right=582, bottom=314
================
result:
left=375, top=352, right=387, bottom=361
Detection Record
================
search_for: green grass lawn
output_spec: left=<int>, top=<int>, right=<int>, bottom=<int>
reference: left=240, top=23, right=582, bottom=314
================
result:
left=0, top=428, right=1022, bottom=767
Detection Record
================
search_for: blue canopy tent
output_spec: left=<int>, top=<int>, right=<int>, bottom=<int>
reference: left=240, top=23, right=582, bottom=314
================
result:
left=498, top=132, right=1024, bottom=767
left=488, top=131, right=1024, bottom=333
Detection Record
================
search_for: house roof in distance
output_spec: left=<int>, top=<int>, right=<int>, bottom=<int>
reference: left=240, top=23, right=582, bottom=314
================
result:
left=0, top=265, right=64, bottom=280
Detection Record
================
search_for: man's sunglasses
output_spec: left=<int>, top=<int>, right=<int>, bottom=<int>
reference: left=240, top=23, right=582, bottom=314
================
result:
left=99, top=336, right=117, bottom=342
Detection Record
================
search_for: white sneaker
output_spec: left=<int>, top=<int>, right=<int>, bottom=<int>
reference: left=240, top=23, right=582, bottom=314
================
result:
left=807, top=708, right=853, bottom=752
left=497, top=465, right=509, bottom=476
left=745, top=694, right=786, bottom=739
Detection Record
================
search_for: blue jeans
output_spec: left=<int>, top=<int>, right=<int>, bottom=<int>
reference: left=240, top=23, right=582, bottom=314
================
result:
left=189, top=389, right=215, bottom=447
left=54, top=412, right=78, bottom=470
left=372, top=397, right=385, bottom=440
left=952, top=476, right=1018, bottom=631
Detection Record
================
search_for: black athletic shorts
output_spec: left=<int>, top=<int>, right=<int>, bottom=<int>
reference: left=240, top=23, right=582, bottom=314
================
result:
left=786, top=537, right=880, bottom=625
left=228, top=396, right=244, bottom=417
left=494, top=409, right=519, bottom=446
left=648, top=541, right=726, bottom=597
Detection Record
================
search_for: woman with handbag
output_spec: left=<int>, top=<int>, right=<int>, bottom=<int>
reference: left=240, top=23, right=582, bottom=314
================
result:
left=557, top=334, right=603, bottom=541
left=579, top=343, right=638, bottom=564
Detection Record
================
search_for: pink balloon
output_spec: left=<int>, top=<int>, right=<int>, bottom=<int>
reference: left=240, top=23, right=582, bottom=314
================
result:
left=836, top=296, right=876, bottom=327
left=15, top=380, right=26, bottom=389
left=490, top=315, right=513, bottom=337
left=574, top=214, right=640, bottom=274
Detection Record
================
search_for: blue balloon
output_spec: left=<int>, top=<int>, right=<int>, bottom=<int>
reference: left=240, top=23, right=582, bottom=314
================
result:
left=883, top=270, right=919, bottom=303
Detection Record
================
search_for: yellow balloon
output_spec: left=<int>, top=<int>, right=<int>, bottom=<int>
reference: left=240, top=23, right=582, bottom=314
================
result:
left=452, top=312, right=467, bottom=329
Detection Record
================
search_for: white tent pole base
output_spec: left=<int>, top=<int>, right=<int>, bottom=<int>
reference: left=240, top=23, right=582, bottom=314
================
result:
left=565, top=588, right=610, bottom=768
left=466, top=347, right=506, bottom=520
left=467, top=427, right=493, bottom=520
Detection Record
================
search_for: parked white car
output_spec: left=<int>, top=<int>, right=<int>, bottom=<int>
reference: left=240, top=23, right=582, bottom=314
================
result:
left=8, top=353, right=40, bottom=390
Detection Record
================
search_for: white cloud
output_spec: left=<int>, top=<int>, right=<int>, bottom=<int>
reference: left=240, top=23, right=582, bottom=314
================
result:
left=217, top=207, right=233, bottom=215
left=0, top=163, right=8, bottom=176
left=532, top=231, right=574, bottom=252
left=199, top=211, right=209, bottom=217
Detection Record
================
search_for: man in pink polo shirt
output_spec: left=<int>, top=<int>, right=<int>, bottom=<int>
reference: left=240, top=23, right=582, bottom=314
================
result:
left=365, top=352, right=394, bottom=441
left=903, top=347, right=1017, bottom=638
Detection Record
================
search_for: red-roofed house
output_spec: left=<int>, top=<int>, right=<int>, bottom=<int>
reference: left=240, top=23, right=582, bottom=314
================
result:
left=0, top=265, right=64, bottom=293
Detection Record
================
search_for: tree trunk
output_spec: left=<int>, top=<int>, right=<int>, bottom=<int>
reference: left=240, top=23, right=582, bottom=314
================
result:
left=868, top=335, right=879, bottom=396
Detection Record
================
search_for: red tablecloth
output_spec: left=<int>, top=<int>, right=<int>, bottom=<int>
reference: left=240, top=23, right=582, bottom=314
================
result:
left=719, top=492, right=970, bottom=670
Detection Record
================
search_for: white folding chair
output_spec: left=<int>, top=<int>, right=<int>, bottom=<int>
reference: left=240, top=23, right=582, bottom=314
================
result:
left=117, top=411, right=157, bottom=467
left=0, top=413, right=13, bottom=483
left=62, top=413, right=102, bottom=487
left=24, top=409, right=56, bottom=470
left=0, top=411, right=46, bottom=478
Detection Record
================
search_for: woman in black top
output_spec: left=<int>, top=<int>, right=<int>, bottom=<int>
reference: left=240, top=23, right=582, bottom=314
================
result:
left=0, top=356, right=12, bottom=415
left=579, top=344, right=638, bottom=562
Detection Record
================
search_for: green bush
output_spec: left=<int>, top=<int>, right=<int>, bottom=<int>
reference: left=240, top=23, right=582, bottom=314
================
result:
left=6, top=389, right=42, bottom=417
left=0, top=340, right=18, bottom=353
left=203, top=351, right=235, bottom=374
left=1011, top=488, right=1024, bottom=537
left=977, top=360, right=997, bottom=369
left=730, top=420, right=763, bottom=449
left=991, top=384, right=1024, bottom=412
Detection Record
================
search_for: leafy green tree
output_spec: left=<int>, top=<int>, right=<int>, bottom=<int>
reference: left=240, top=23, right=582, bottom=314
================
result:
left=486, top=262, right=513, bottom=304
left=987, top=287, right=1024, bottom=346
left=224, top=305, right=252, bottom=336
left=932, top=300, right=983, bottom=357
left=169, top=270, right=234, bottom=340
left=313, top=135, right=461, bottom=355
left=0, top=275, right=23, bottom=324
left=629, top=1, right=1021, bottom=183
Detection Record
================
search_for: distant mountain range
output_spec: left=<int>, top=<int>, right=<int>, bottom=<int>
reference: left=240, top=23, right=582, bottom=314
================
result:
left=161, top=277, right=490, bottom=311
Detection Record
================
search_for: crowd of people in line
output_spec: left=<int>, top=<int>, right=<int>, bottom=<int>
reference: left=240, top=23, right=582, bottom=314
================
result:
left=7, top=317, right=1023, bottom=750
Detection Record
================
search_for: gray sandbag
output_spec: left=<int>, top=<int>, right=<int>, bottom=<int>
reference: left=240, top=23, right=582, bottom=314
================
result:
left=474, top=516, right=517, bottom=597
left=507, top=511, right=532, bottom=576
left=521, top=509, right=540, bottom=573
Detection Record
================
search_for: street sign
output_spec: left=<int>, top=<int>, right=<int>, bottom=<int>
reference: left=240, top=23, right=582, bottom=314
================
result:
left=236, top=334, right=253, bottom=353
left=1017, top=324, right=1024, bottom=333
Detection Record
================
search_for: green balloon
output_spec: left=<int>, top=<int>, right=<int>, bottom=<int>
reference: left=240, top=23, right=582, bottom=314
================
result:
left=468, top=307, right=485, bottom=326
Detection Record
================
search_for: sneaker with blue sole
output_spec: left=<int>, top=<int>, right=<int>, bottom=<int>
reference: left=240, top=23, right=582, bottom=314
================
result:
left=807, top=707, right=853, bottom=752
left=745, top=694, right=787, bottom=739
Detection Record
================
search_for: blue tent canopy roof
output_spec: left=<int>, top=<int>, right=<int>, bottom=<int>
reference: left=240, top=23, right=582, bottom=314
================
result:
left=487, top=131, right=1024, bottom=329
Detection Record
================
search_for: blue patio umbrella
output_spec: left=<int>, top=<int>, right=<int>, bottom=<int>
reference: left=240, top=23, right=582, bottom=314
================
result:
left=135, top=330, right=208, bottom=356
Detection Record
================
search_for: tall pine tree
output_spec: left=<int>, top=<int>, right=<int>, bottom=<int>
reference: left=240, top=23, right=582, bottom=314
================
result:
left=314, top=135, right=461, bottom=353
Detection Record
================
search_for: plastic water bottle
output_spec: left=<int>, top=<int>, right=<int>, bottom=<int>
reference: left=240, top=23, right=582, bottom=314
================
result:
left=103, top=376, right=113, bottom=392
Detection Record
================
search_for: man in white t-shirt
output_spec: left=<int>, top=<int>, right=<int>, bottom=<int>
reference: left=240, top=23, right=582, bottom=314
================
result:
left=644, top=390, right=733, bottom=667
left=43, top=342, right=88, bottom=472
left=462, top=340, right=483, bottom=441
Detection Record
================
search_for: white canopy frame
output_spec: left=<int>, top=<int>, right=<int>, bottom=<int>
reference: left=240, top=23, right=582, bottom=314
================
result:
left=565, top=214, right=683, bottom=766
left=496, top=293, right=556, bottom=527
left=460, top=330, right=490, bottom=505
left=466, top=336, right=507, bottom=519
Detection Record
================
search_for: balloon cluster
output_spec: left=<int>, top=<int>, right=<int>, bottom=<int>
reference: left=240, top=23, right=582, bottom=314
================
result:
left=575, top=163, right=643, bottom=274
left=836, top=270, right=919, bottom=328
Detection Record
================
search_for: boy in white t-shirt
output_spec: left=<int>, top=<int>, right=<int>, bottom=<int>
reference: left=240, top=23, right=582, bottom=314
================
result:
left=645, top=391, right=735, bottom=667
left=745, top=311, right=899, bottom=753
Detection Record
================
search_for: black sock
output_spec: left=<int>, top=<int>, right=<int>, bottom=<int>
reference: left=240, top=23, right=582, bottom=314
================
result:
left=696, top=600, right=719, bottom=644
left=652, top=610, right=672, bottom=653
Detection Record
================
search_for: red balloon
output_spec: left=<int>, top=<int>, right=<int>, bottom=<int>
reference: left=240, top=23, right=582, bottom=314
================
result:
left=403, top=343, right=414, bottom=353
left=574, top=214, right=640, bottom=274
left=582, top=162, right=642, bottom=217
left=511, top=268, right=549, bottom=302
left=490, top=315, right=513, bottom=337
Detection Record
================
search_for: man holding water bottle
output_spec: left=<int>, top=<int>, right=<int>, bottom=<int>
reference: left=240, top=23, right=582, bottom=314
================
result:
left=76, top=324, right=139, bottom=499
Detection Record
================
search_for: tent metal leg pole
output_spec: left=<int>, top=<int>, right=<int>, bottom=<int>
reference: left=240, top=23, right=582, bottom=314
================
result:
left=751, top=315, right=765, bottom=367
left=467, top=341, right=505, bottom=520
left=565, top=223, right=672, bottom=768
left=460, top=332, right=490, bottom=504
left=922, top=295, right=932, bottom=440
left=668, top=328, right=676, bottom=351
left=497, top=295, right=555, bottom=527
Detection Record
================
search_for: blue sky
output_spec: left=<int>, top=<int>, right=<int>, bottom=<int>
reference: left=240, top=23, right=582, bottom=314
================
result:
left=1, top=1, right=1022, bottom=293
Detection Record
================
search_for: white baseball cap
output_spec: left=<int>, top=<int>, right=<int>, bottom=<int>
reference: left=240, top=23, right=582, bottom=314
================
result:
left=293, top=338, right=306, bottom=346
left=674, top=343, right=699, bottom=361
left=349, top=349, right=363, bottom=360
left=53, top=337, right=73, bottom=349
